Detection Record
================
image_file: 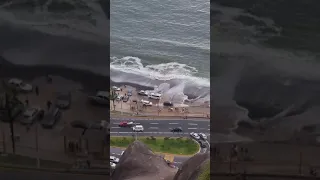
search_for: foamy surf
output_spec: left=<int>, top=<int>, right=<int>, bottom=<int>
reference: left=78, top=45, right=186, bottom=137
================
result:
left=110, top=56, right=210, bottom=105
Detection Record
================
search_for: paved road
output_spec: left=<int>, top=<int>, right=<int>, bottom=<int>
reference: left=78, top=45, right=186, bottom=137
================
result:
left=0, top=169, right=108, bottom=180
left=110, top=119, right=210, bottom=136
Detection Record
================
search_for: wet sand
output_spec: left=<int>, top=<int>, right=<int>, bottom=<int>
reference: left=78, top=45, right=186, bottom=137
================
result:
left=0, top=56, right=109, bottom=93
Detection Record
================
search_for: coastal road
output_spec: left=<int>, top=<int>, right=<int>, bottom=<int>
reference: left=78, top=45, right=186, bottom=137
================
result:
left=110, top=119, right=210, bottom=137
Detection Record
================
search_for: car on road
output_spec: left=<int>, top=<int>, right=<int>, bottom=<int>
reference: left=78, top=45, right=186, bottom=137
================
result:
left=132, top=125, right=144, bottom=132
left=110, top=156, right=119, bottom=163
left=41, top=107, right=62, bottom=128
left=163, top=101, right=174, bottom=107
left=198, top=140, right=207, bottom=148
left=110, top=162, right=116, bottom=169
left=19, top=107, right=44, bottom=125
left=190, top=132, right=201, bottom=140
left=8, top=78, right=33, bottom=92
left=119, top=121, right=134, bottom=127
left=199, top=133, right=207, bottom=140
left=55, top=92, right=71, bottom=109
left=170, top=127, right=183, bottom=133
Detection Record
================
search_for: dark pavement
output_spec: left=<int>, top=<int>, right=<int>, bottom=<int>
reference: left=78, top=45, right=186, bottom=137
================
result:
left=0, top=169, right=108, bottom=180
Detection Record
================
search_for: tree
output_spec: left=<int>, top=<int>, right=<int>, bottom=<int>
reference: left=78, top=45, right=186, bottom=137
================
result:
left=2, top=80, right=17, bottom=154
left=110, top=89, right=117, bottom=111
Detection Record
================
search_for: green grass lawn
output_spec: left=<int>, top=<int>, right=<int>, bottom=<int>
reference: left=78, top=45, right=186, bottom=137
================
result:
left=198, top=161, right=210, bottom=180
left=110, top=136, right=199, bottom=155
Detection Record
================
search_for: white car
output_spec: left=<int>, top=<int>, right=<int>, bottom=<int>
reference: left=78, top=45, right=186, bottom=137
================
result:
left=140, top=99, right=152, bottom=106
left=112, top=86, right=121, bottom=91
left=8, top=78, right=33, bottom=92
left=132, top=125, right=144, bottom=132
left=110, top=162, right=116, bottom=169
left=190, top=132, right=200, bottom=140
left=199, top=133, right=207, bottom=140
left=138, top=90, right=148, bottom=96
left=110, top=156, right=119, bottom=163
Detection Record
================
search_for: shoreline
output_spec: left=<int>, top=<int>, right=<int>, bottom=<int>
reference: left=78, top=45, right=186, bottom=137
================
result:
left=0, top=56, right=108, bottom=93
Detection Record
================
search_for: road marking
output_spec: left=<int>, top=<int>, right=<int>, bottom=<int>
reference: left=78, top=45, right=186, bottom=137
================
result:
left=149, top=127, right=158, bottom=129
left=111, top=127, right=120, bottom=128
left=208, top=125, right=210, bottom=127
left=169, top=123, right=179, bottom=125
left=150, top=123, right=159, bottom=125
left=188, top=128, right=197, bottom=130
left=208, top=129, right=210, bottom=131
left=188, top=123, right=198, bottom=126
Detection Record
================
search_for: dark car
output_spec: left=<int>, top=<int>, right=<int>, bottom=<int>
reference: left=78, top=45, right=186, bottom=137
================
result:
left=127, top=90, right=133, bottom=96
left=198, top=140, right=207, bottom=148
left=119, top=121, right=134, bottom=127
left=19, top=107, right=44, bottom=125
left=55, top=92, right=71, bottom=109
left=163, top=101, right=174, bottom=107
left=71, top=120, right=89, bottom=129
left=41, top=107, right=62, bottom=128
left=170, top=127, right=183, bottom=132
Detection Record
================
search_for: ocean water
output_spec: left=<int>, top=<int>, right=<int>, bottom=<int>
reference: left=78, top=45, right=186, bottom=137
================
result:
left=110, top=0, right=210, bottom=104
left=212, top=1, right=320, bottom=131
left=0, top=0, right=109, bottom=75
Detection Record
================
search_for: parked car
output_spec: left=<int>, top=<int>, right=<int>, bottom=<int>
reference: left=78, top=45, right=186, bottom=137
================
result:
left=8, top=78, right=33, bottom=92
left=41, top=107, right=62, bottom=128
left=88, top=91, right=109, bottom=105
left=198, top=140, right=207, bottom=148
left=55, top=92, right=71, bottom=109
left=19, top=107, right=44, bottom=125
left=127, top=90, right=132, bottom=96
left=110, top=156, right=119, bottom=163
left=163, top=101, right=174, bottom=107
left=170, top=127, right=183, bottom=133
left=123, top=96, right=129, bottom=102
left=119, top=121, right=134, bottom=127
left=112, top=86, right=121, bottom=91
left=138, top=90, right=148, bottom=96
left=198, top=133, right=207, bottom=140
left=70, top=120, right=89, bottom=129
left=190, top=132, right=201, bottom=140
left=110, top=162, right=116, bottom=169
left=140, top=99, right=152, bottom=106
left=116, top=95, right=123, bottom=101
left=132, top=125, right=144, bottom=132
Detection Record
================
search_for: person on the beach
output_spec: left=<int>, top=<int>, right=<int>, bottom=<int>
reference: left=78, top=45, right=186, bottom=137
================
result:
left=46, top=100, right=52, bottom=110
left=35, top=86, right=39, bottom=96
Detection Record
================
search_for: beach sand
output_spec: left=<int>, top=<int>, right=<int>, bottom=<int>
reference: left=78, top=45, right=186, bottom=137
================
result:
left=110, top=85, right=210, bottom=118
left=0, top=57, right=109, bottom=125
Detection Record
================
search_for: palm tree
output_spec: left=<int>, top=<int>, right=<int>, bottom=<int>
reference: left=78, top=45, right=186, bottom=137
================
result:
left=110, top=89, right=117, bottom=111
left=1, top=80, right=17, bottom=154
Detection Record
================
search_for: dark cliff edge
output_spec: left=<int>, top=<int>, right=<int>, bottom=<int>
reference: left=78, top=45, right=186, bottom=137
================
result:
left=111, top=140, right=210, bottom=180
